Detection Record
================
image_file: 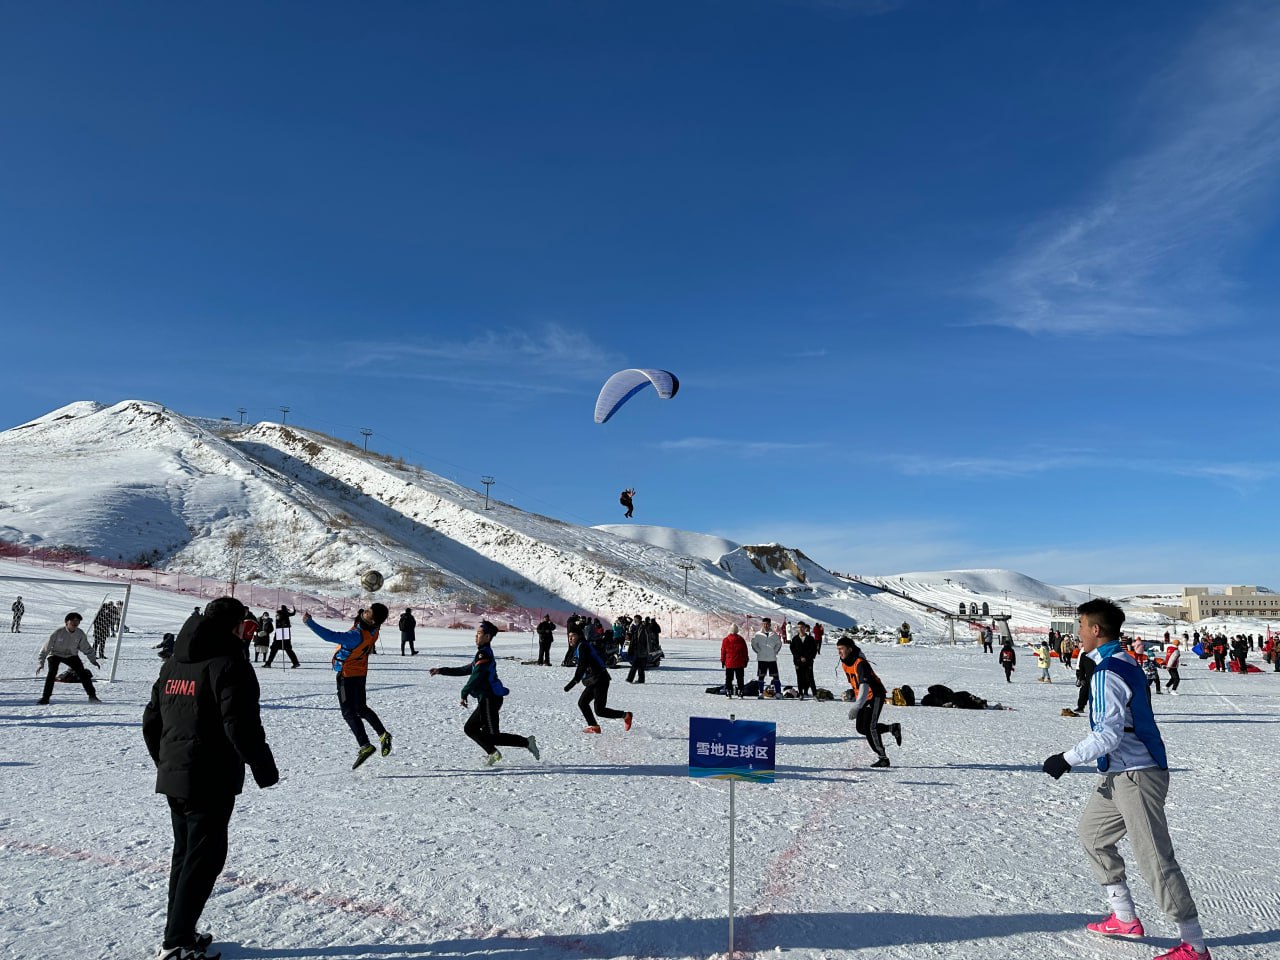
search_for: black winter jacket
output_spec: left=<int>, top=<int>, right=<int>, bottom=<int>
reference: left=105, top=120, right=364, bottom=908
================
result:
left=142, top=614, right=277, bottom=799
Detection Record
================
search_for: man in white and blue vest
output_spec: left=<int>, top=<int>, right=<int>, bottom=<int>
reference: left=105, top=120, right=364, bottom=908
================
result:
left=1042, top=598, right=1209, bottom=960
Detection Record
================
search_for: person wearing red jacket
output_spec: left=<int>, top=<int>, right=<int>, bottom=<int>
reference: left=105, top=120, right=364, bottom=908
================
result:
left=239, top=615, right=257, bottom=661
left=720, top=625, right=749, bottom=698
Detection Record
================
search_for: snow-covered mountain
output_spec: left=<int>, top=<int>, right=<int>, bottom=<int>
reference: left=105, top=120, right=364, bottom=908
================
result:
left=0, top=400, right=1196, bottom=637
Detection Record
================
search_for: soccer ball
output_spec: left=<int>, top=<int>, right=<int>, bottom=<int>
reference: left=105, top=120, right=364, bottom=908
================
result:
left=360, top=570, right=384, bottom=592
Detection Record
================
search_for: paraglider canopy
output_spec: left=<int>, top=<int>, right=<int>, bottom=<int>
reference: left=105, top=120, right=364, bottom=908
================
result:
left=594, top=368, right=680, bottom=424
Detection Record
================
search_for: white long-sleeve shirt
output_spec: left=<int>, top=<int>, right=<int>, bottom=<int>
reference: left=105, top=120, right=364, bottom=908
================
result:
left=1063, top=645, right=1159, bottom=773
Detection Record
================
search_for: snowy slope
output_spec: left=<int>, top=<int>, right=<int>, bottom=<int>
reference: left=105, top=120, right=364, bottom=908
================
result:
left=592, top=524, right=741, bottom=563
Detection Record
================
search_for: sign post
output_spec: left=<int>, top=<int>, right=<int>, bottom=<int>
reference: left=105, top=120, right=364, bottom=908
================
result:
left=689, top=714, right=776, bottom=959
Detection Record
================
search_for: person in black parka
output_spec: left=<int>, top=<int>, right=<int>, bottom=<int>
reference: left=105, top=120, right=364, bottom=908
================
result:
left=398, top=608, right=417, bottom=656
left=535, top=615, right=556, bottom=666
left=142, top=597, right=278, bottom=960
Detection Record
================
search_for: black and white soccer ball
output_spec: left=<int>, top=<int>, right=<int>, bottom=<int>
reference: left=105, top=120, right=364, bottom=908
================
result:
left=360, top=570, right=384, bottom=592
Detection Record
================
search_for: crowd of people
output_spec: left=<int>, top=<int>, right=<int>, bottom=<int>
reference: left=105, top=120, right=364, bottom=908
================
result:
left=26, top=587, right=1272, bottom=960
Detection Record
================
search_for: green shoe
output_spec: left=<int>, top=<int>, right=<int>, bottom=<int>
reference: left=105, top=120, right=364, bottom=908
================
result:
left=484, top=750, right=502, bottom=766
left=379, top=731, right=392, bottom=757
left=526, top=736, right=540, bottom=760
left=353, top=744, right=376, bottom=769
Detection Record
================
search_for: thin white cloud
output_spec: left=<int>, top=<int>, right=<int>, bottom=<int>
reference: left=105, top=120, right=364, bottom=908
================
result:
left=980, top=4, right=1280, bottom=336
left=660, top=436, right=829, bottom=456
left=347, top=323, right=621, bottom=379
left=881, top=451, right=1093, bottom=478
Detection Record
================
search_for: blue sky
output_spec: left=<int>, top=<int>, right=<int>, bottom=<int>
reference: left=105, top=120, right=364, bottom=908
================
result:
left=2, top=1, right=1278, bottom=585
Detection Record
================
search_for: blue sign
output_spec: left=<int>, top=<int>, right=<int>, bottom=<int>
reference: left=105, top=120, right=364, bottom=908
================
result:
left=689, top=717, right=776, bottom=783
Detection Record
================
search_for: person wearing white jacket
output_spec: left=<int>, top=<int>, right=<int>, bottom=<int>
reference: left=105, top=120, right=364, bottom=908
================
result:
left=1041, top=599, right=1209, bottom=960
left=1164, top=641, right=1182, bottom=694
left=36, top=612, right=100, bottom=705
left=751, top=618, right=783, bottom=697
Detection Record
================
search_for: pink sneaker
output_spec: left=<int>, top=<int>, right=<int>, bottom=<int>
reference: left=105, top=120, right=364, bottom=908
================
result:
left=1086, top=913, right=1146, bottom=938
left=1153, top=944, right=1210, bottom=960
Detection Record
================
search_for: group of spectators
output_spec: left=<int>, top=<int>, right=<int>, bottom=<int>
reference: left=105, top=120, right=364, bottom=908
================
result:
left=531, top=612, right=664, bottom=682
left=719, top=617, right=826, bottom=698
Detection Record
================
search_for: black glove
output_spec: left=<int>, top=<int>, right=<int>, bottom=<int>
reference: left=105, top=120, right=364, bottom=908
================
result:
left=253, top=756, right=280, bottom=789
left=1042, top=753, right=1071, bottom=780
left=564, top=682, right=574, bottom=692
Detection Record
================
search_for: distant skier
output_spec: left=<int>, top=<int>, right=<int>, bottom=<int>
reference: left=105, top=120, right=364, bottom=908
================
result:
left=398, top=608, right=417, bottom=656
left=836, top=637, right=900, bottom=768
left=429, top=620, right=539, bottom=766
left=302, top=604, right=393, bottom=769
left=36, top=612, right=100, bottom=705
left=564, top=628, right=632, bottom=734
left=11, top=596, right=24, bottom=632
left=619, top=488, right=635, bottom=518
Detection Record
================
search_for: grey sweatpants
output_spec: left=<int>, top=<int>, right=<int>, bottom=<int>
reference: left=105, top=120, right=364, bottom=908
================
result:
left=1077, top=769, right=1199, bottom=923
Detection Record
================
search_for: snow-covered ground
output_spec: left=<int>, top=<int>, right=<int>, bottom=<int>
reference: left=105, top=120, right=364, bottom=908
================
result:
left=1, top=562, right=1278, bottom=959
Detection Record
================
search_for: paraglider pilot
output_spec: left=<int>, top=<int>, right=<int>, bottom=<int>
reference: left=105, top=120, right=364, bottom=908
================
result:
left=620, top=488, right=635, bottom=518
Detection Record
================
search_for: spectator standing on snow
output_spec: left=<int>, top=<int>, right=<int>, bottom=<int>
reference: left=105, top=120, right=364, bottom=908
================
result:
left=142, top=597, right=278, bottom=960
left=398, top=608, right=418, bottom=656
left=836, top=637, right=900, bottom=768
left=239, top=612, right=257, bottom=662
left=626, top=619, right=649, bottom=684
left=91, top=603, right=115, bottom=660
left=1074, top=649, right=1096, bottom=715
left=981, top=626, right=994, bottom=654
left=303, top=604, right=393, bottom=769
left=1143, top=654, right=1163, bottom=696
left=1165, top=639, right=1182, bottom=693
left=1034, top=641, right=1053, bottom=683
left=998, top=640, right=1017, bottom=683
left=11, top=596, right=24, bottom=632
left=429, top=620, right=539, bottom=766
left=812, top=622, right=825, bottom=653
left=253, top=613, right=273, bottom=662
left=1041, top=598, right=1210, bottom=960
left=263, top=605, right=300, bottom=669
left=720, top=625, right=749, bottom=697
left=1062, top=637, right=1076, bottom=671
left=1231, top=637, right=1248, bottom=675
left=1211, top=636, right=1227, bottom=673
left=752, top=618, right=783, bottom=698
left=565, top=629, right=632, bottom=734
left=535, top=615, right=556, bottom=666
left=36, top=612, right=100, bottom=705
left=790, top=621, right=818, bottom=699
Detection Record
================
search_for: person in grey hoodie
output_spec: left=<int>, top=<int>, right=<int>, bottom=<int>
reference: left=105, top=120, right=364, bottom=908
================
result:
left=36, top=612, right=100, bottom=704
left=751, top=618, right=784, bottom=697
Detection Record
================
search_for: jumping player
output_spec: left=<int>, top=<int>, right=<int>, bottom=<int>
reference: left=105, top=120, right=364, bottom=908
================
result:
left=836, top=637, right=901, bottom=768
left=429, top=621, right=539, bottom=765
left=302, top=605, right=392, bottom=769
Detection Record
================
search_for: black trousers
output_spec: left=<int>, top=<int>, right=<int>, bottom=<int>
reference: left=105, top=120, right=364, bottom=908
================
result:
left=400, top=630, right=416, bottom=655
left=626, top=659, right=646, bottom=683
left=982, top=640, right=993, bottom=653
left=463, top=696, right=528, bottom=754
left=537, top=637, right=553, bottom=665
left=1002, top=664, right=1014, bottom=682
left=578, top=679, right=626, bottom=726
left=756, top=661, right=780, bottom=693
left=1213, top=651, right=1226, bottom=671
left=165, top=795, right=234, bottom=950
left=42, top=655, right=96, bottom=701
left=793, top=660, right=816, bottom=697
left=265, top=639, right=299, bottom=667
left=1167, top=666, right=1181, bottom=690
left=337, top=675, right=386, bottom=747
left=724, top=666, right=744, bottom=694
left=854, top=697, right=891, bottom=759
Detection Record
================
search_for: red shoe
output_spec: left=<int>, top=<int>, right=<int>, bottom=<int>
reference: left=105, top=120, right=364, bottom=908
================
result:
left=583, top=725, right=602, bottom=734
left=624, top=712, right=633, bottom=731
left=1153, top=944, right=1210, bottom=960
left=1086, top=913, right=1145, bottom=938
